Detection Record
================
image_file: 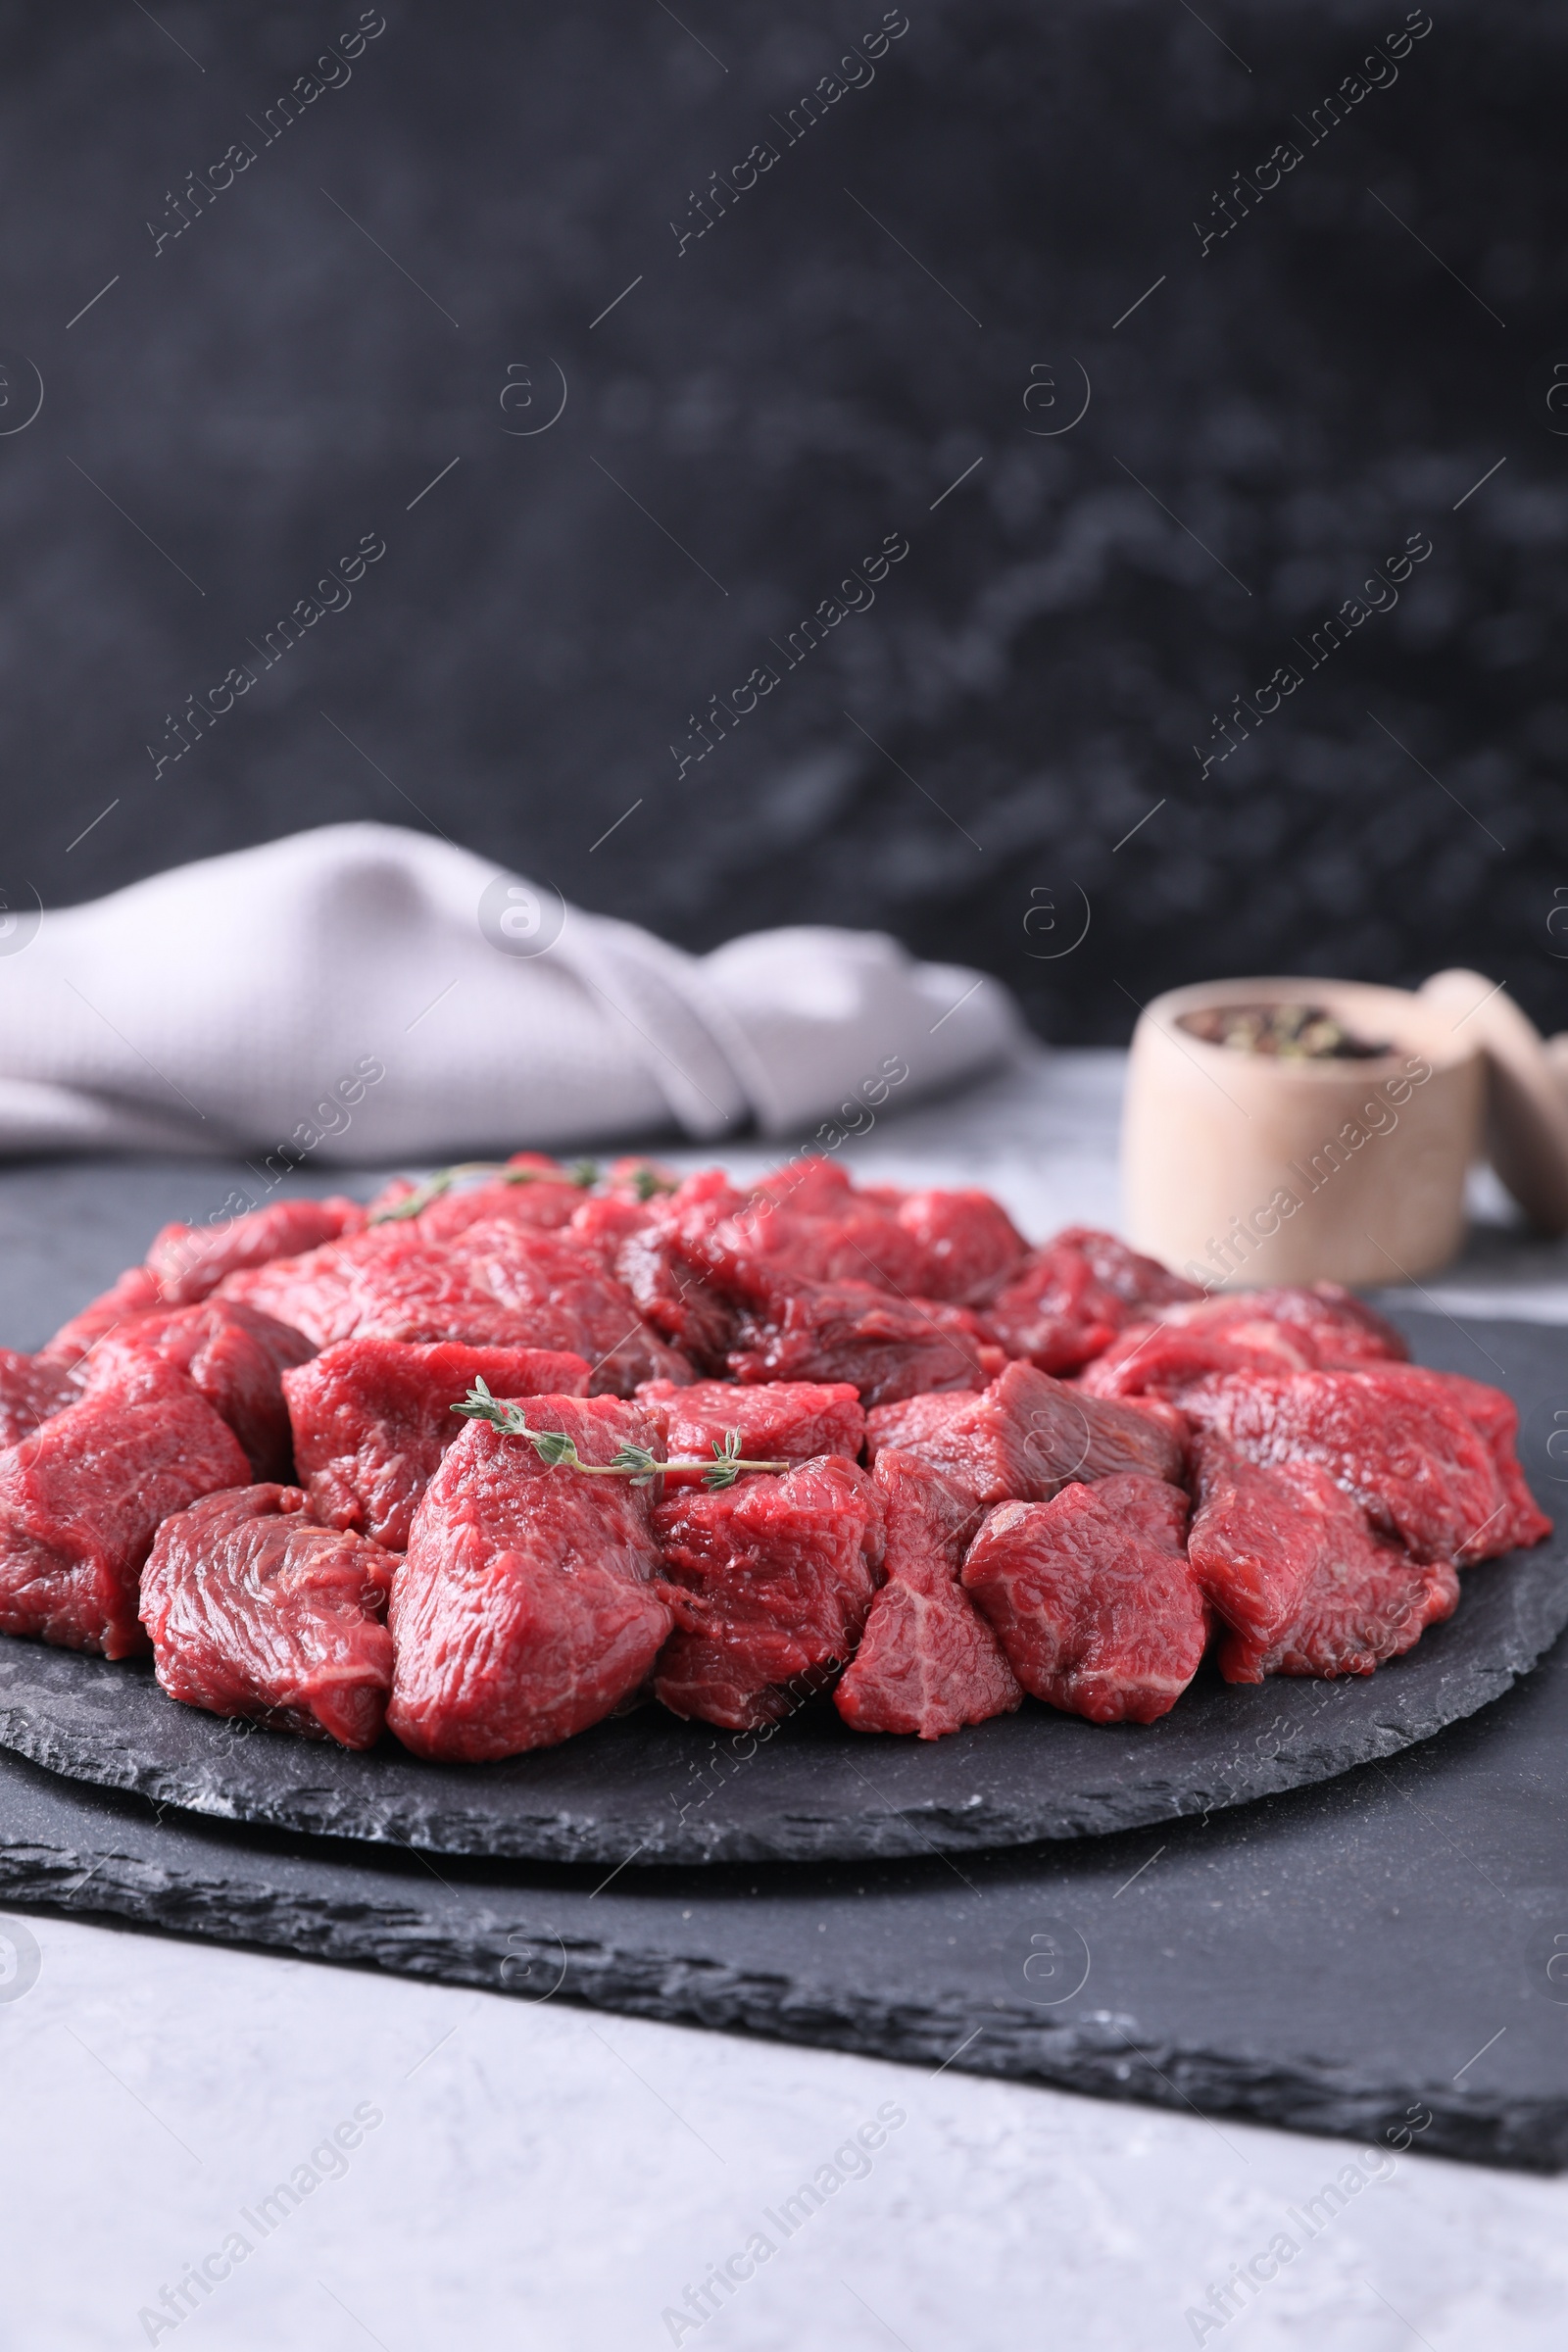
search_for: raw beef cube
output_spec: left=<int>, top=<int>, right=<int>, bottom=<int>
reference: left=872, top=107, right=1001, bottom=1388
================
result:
left=614, top=1170, right=754, bottom=1367
left=1188, top=1436, right=1459, bottom=1681
left=569, top=1192, right=659, bottom=1264
left=1352, top=1364, right=1551, bottom=1553
left=893, top=1189, right=1028, bottom=1303
left=140, top=1485, right=396, bottom=1746
left=726, top=1280, right=1002, bottom=1407
left=147, top=1196, right=367, bottom=1305
left=0, top=1350, right=78, bottom=1447
left=1081, top=1317, right=1317, bottom=1399
left=387, top=1397, right=671, bottom=1761
left=961, top=1474, right=1204, bottom=1724
left=77, top=1299, right=316, bottom=1480
left=219, top=1230, right=419, bottom=1348
left=978, top=1227, right=1200, bottom=1375
left=1178, top=1369, right=1513, bottom=1564
left=284, top=1338, right=591, bottom=1549
left=450, top=1222, right=691, bottom=1392
left=40, top=1264, right=164, bottom=1364
left=635, top=1378, right=866, bottom=1469
left=1058, top=1228, right=1207, bottom=1312
left=413, top=1172, right=587, bottom=1241
left=865, top=1359, right=1185, bottom=1513
left=0, top=1362, right=250, bottom=1657
left=835, top=1449, right=1022, bottom=1738
left=711, top=1193, right=929, bottom=1297
left=223, top=1222, right=688, bottom=1395
left=1155, top=1284, right=1408, bottom=1368
left=652, top=1455, right=884, bottom=1730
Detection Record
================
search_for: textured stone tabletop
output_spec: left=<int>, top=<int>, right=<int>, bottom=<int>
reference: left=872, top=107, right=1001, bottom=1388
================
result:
left=4, top=1050, right=1568, bottom=2351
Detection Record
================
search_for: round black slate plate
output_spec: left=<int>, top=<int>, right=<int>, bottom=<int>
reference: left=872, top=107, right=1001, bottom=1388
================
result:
left=0, top=1540, right=1561, bottom=1868
left=0, top=1308, right=1563, bottom=1869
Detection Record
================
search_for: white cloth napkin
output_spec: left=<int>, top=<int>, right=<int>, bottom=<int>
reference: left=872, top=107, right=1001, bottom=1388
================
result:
left=0, top=823, right=1024, bottom=1161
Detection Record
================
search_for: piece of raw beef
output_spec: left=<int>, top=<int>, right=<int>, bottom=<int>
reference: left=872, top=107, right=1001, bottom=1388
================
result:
left=979, top=1227, right=1202, bottom=1374
left=634, top=1377, right=866, bottom=1469
left=652, top=1454, right=885, bottom=1729
left=887, top=1188, right=1028, bottom=1303
left=1157, top=1284, right=1408, bottom=1363
left=387, top=1396, right=672, bottom=1760
left=452, top=1222, right=690, bottom=1391
left=1348, top=1363, right=1551, bottom=1553
left=40, top=1263, right=164, bottom=1363
left=0, top=1350, right=78, bottom=1447
left=961, top=1473, right=1205, bottom=1723
left=0, top=1360, right=250, bottom=1656
left=1178, top=1368, right=1530, bottom=1564
left=614, top=1169, right=754, bottom=1368
left=221, top=1220, right=688, bottom=1394
left=411, top=1166, right=588, bottom=1241
left=146, top=1196, right=368, bottom=1305
left=865, top=1359, right=1185, bottom=1512
left=835, top=1448, right=1021, bottom=1738
left=1081, top=1317, right=1316, bottom=1398
left=77, top=1298, right=316, bottom=1479
left=285, top=1338, right=591, bottom=1549
left=1187, top=1435, right=1459, bottom=1680
left=140, top=1485, right=396, bottom=1745
left=725, top=1281, right=1002, bottom=1406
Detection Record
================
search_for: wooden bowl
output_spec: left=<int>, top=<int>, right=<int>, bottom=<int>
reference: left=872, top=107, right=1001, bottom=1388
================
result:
left=1121, top=977, right=1484, bottom=1288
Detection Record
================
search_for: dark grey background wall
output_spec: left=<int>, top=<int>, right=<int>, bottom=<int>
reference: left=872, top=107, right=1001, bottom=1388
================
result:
left=1, top=0, right=1564, bottom=1040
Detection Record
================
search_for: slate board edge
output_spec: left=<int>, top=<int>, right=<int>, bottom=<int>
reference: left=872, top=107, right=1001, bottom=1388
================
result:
left=0, top=1837, right=1560, bottom=2174
left=0, top=1550, right=1563, bottom=1865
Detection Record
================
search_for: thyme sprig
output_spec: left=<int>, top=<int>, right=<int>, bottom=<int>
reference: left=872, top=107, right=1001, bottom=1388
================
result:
left=452, top=1381, right=788, bottom=1490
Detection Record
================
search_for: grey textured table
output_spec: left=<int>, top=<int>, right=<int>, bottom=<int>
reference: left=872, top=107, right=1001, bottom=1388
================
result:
left=3, top=1053, right=1567, bottom=2348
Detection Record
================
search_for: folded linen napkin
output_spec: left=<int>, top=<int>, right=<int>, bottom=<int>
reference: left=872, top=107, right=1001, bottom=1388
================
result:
left=0, top=824, right=1023, bottom=1161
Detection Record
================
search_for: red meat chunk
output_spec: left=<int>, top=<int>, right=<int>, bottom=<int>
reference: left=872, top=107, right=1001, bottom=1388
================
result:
left=284, top=1339, right=591, bottom=1549
left=140, top=1485, right=396, bottom=1746
left=221, top=1220, right=688, bottom=1396
left=865, top=1359, right=1185, bottom=1514
left=1355, top=1364, right=1551, bottom=1554
left=40, top=1264, right=163, bottom=1364
left=614, top=1170, right=754, bottom=1368
left=652, top=1455, right=884, bottom=1730
left=1084, top=1285, right=1411, bottom=1400
left=634, top=1378, right=866, bottom=1469
left=961, top=1474, right=1204, bottom=1724
left=835, top=1449, right=1022, bottom=1738
left=0, top=1350, right=78, bottom=1447
left=726, top=1281, right=1002, bottom=1406
left=1188, top=1436, right=1459, bottom=1682
left=146, top=1196, right=367, bottom=1306
left=569, top=1192, right=659, bottom=1265
left=452, top=1223, right=690, bottom=1391
left=1158, top=1284, right=1409, bottom=1364
left=413, top=1174, right=587, bottom=1241
left=221, top=1227, right=508, bottom=1348
left=979, top=1227, right=1202, bottom=1375
left=76, top=1299, right=315, bottom=1480
left=890, top=1189, right=1028, bottom=1303
left=1179, top=1369, right=1518, bottom=1564
left=0, top=1362, right=251, bottom=1657
left=387, top=1396, right=672, bottom=1761
left=617, top=1164, right=1026, bottom=1368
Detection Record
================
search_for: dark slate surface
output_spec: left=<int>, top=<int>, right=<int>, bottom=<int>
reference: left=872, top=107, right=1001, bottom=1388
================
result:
left=0, top=1298, right=1562, bottom=1863
left=1, top=1483, right=1562, bottom=1866
left=4, top=2, right=1565, bottom=1040
left=1, top=1157, right=1565, bottom=2159
left=4, top=1643, right=1568, bottom=2172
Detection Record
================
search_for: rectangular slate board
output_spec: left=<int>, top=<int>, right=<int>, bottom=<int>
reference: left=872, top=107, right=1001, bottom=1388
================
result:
left=0, top=1162, right=1564, bottom=2168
